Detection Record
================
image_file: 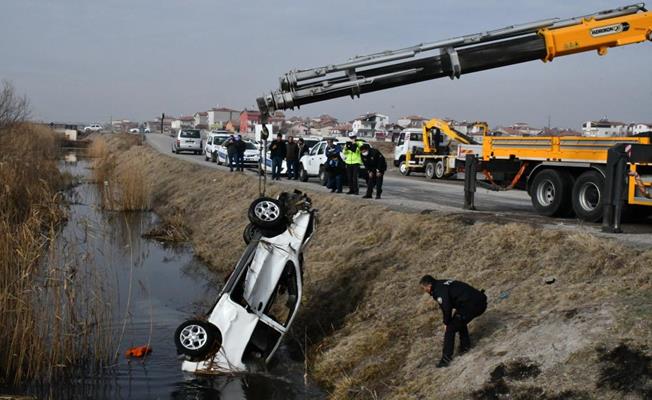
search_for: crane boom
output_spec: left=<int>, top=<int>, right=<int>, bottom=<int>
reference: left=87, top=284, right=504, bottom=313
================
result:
left=256, top=3, right=652, bottom=116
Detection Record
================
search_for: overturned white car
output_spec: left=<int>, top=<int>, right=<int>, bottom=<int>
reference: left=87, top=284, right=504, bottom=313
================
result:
left=174, top=191, right=316, bottom=373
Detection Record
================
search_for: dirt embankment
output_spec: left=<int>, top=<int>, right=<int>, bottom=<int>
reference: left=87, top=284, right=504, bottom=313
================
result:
left=105, top=136, right=651, bottom=399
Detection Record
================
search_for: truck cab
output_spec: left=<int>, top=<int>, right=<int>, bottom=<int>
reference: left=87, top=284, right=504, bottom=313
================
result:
left=394, top=128, right=424, bottom=175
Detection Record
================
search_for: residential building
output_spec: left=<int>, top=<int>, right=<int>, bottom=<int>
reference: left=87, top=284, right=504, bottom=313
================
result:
left=582, top=119, right=627, bottom=137
left=397, top=115, right=426, bottom=128
left=194, top=112, right=208, bottom=128
left=171, top=116, right=195, bottom=131
left=351, top=112, right=389, bottom=138
left=208, top=107, right=241, bottom=129
left=239, top=109, right=261, bottom=133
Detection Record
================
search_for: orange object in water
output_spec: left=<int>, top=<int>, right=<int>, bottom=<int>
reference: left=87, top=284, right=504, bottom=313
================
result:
left=125, top=345, right=152, bottom=358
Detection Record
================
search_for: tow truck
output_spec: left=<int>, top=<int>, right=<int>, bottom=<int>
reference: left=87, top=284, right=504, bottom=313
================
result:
left=256, top=4, right=652, bottom=227
left=402, top=119, right=487, bottom=180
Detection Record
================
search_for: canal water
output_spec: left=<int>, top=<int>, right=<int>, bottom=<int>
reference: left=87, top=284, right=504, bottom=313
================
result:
left=22, top=153, right=324, bottom=399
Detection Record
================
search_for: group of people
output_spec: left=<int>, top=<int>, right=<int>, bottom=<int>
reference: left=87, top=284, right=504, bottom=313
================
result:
left=268, top=132, right=387, bottom=199
left=223, top=134, right=248, bottom=172
left=268, top=135, right=310, bottom=180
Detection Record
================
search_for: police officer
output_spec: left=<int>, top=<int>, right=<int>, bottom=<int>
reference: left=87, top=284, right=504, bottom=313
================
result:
left=343, top=133, right=363, bottom=194
left=360, top=143, right=386, bottom=199
left=419, top=275, right=487, bottom=367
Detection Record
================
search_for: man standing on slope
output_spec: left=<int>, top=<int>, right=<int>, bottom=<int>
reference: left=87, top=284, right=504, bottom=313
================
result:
left=419, top=275, right=487, bottom=368
left=343, top=133, right=363, bottom=195
left=269, top=133, right=286, bottom=180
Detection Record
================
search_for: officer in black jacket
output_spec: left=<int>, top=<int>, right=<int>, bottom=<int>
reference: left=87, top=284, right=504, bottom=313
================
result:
left=419, top=274, right=487, bottom=367
left=360, top=144, right=387, bottom=199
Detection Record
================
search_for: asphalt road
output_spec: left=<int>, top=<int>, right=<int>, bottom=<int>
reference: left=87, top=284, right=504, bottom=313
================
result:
left=144, top=133, right=652, bottom=247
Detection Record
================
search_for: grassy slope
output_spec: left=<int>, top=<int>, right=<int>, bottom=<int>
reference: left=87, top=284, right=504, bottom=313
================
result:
left=108, top=136, right=651, bottom=399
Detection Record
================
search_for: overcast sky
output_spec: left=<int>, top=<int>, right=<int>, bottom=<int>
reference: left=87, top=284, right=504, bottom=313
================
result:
left=1, top=0, right=650, bottom=128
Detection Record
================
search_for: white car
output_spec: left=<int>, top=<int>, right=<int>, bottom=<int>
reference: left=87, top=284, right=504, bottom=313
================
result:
left=216, top=139, right=260, bottom=166
left=175, top=191, right=316, bottom=373
left=204, top=132, right=231, bottom=162
left=172, top=129, right=202, bottom=154
left=129, top=128, right=140, bottom=134
left=298, top=140, right=341, bottom=184
left=84, top=124, right=103, bottom=132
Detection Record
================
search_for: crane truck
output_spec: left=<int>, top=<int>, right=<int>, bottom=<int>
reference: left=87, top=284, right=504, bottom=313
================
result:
left=256, top=3, right=652, bottom=223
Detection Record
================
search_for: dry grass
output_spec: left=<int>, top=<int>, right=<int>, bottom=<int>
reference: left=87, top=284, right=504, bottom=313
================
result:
left=91, top=134, right=150, bottom=211
left=104, top=135, right=652, bottom=399
left=0, top=124, right=112, bottom=386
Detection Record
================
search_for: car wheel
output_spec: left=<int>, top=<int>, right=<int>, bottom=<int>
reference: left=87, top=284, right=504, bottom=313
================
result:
left=319, top=167, right=327, bottom=186
left=205, top=152, right=209, bottom=161
left=248, top=197, right=286, bottom=229
left=399, top=160, right=411, bottom=176
left=174, top=320, right=221, bottom=359
left=211, top=151, right=217, bottom=163
left=243, top=223, right=285, bottom=244
left=530, top=169, right=573, bottom=217
left=299, top=165, right=309, bottom=182
left=572, top=170, right=604, bottom=222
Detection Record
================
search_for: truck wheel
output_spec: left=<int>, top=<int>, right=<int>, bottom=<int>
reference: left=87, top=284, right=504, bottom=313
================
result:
left=572, top=170, right=604, bottom=222
left=174, top=320, right=221, bottom=359
left=299, top=165, right=309, bottom=182
left=248, top=197, right=286, bottom=229
left=399, top=161, right=411, bottom=176
left=530, top=169, right=573, bottom=217
left=434, top=160, right=445, bottom=179
left=424, top=161, right=436, bottom=179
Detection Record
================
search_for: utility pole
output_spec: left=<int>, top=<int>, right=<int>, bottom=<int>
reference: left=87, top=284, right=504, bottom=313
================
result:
left=161, top=113, right=165, bottom=134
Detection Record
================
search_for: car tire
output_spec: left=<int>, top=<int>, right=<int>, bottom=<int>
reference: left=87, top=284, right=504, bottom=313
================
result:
left=174, top=320, right=221, bottom=359
left=248, top=197, right=286, bottom=229
left=299, top=165, right=309, bottom=182
left=530, top=169, right=573, bottom=217
left=243, top=223, right=285, bottom=244
left=211, top=151, right=217, bottom=163
left=205, top=152, right=209, bottom=161
left=572, top=170, right=605, bottom=222
left=399, top=160, right=411, bottom=176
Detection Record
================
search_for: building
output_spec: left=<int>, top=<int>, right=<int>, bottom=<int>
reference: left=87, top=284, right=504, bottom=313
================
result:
left=171, top=116, right=195, bottom=131
left=495, top=122, right=543, bottom=136
left=351, top=112, right=389, bottom=138
left=582, top=119, right=627, bottom=137
left=208, top=107, right=241, bottom=129
left=397, top=115, right=426, bottom=129
left=194, top=112, right=208, bottom=128
left=239, top=109, right=261, bottom=133
left=628, top=123, right=652, bottom=135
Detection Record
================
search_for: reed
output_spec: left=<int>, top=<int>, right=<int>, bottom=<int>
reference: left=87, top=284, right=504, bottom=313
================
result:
left=0, top=124, right=112, bottom=387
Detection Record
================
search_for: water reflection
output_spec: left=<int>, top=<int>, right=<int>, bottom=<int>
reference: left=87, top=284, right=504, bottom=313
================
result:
left=19, top=153, right=325, bottom=399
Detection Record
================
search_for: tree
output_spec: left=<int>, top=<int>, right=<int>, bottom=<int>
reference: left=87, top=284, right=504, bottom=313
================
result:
left=0, top=81, right=30, bottom=131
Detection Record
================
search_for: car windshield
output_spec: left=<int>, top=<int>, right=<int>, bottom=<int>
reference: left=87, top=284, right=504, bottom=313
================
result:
left=213, top=136, right=228, bottom=145
left=245, top=141, right=257, bottom=150
left=180, top=130, right=200, bottom=138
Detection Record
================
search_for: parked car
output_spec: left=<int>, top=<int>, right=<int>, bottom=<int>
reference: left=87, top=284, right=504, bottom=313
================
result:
left=83, top=123, right=103, bottom=133
left=204, top=131, right=231, bottom=162
left=175, top=191, right=316, bottom=373
left=172, top=129, right=202, bottom=154
left=298, top=139, right=368, bottom=184
left=129, top=128, right=140, bottom=134
left=216, top=139, right=260, bottom=166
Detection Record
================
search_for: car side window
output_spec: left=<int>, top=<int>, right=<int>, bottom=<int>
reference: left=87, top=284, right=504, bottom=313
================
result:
left=317, top=144, right=325, bottom=155
left=309, top=144, right=319, bottom=156
left=263, top=262, right=299, bottom=327
left=398, top=133, right=405, bottom=146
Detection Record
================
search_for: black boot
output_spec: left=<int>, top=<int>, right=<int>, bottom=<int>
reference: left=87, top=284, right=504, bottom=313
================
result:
left=436, top=356, right=451, bottom=368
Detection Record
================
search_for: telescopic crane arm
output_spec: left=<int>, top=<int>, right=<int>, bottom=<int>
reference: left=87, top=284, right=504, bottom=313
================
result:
left=256, top=3, right=652, bottom=117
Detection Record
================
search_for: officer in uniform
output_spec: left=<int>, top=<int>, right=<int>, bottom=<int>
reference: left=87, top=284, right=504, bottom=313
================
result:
left=419, top=275, right=487, bottom=367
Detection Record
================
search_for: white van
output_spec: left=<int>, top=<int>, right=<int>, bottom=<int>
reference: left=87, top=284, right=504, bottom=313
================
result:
left=394, top=128, right=425, bottom=175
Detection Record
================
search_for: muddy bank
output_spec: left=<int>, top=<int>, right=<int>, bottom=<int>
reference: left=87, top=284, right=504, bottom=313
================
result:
left=102, top=135, right=652, bottom=399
